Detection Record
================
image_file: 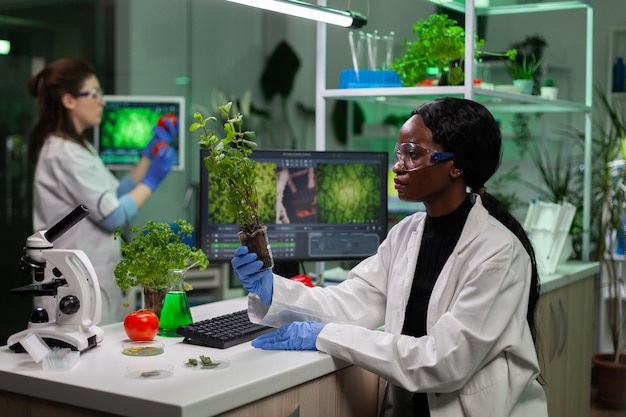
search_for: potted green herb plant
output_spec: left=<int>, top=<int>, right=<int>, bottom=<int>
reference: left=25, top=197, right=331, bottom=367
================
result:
left=114, top=219, right=209, bottom=316
left=504, top=54, right=543, bottom=94
left=586, top=90, right=626, bottom=408
left=564, top=88, right=626, bottom=408
left=392, top=13, right=517, bottom=86
left=191, top=102, right=274, bottom=269
left=540, top=77, right=558, bottom=100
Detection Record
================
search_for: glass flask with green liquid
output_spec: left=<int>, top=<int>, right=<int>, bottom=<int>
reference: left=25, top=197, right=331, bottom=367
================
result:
left=158, top=269, right=193, bottom=337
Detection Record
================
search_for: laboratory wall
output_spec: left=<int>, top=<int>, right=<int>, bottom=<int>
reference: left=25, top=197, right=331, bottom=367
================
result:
left=107, top=0, right=625, bottom=228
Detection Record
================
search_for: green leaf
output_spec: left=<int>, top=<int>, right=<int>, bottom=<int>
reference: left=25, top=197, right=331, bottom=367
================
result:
left=191, top=102, right=263, bottom=232
left=114, top=219, right=208, bottom=291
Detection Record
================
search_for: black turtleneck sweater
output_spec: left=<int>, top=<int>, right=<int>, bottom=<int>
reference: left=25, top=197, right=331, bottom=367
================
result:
left=383, top=195, right=473, bottom=417
left=403, top=195, right=473, bottom=338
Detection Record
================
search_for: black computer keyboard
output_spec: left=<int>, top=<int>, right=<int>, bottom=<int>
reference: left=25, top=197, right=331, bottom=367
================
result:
left=176, top=309, right=273, bottom=349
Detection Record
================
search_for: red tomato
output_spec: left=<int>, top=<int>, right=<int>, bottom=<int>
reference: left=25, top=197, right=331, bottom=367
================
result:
left=152, top=141, right=169, bottom=157
left=157, top=113, right=178, bottom=130
left=124, top=310, right=159, bottom=341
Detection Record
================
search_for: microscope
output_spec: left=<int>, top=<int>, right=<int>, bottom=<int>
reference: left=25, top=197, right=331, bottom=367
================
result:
left=7, top=205, right=104, bottom=352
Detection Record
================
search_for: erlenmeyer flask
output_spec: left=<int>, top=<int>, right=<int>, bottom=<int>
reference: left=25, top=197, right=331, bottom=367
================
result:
left=158, top=269, right=193, bottom=337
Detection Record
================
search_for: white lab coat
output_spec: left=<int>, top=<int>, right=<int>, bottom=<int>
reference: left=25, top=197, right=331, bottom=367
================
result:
left=33, top=136, right=125, bottom=324
left=248, top=195, right=548, bottom=417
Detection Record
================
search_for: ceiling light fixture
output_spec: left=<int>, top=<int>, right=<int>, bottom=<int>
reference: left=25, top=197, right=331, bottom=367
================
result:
left=226, top=0, right=367, bottom=29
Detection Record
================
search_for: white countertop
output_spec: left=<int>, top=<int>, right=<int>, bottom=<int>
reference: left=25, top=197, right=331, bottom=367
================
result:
left=539, top=261, right=600, bottom=293
left=0, top=297, right=350, bottom=417
left=0, top=261, right=599, bottom=417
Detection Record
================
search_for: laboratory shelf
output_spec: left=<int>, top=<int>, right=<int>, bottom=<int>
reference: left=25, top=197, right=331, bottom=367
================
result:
left=322, top=86, right=590, bottom=113
left=425, top=0, right=591, bottom=15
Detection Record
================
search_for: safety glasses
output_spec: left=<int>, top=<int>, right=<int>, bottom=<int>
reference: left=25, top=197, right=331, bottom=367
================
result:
left=74, top=87, right=104, bottom=101
left=393, top=142, right=455, bottom=172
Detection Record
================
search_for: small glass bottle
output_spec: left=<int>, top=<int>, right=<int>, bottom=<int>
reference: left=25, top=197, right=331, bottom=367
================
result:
left=158, top=269, right=193, bottom=337
left=613, top=57, right=626, bottom=92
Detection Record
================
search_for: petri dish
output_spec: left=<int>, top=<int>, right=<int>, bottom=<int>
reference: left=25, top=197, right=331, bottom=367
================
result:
left=126, top=362, right=174, bottom=379
left=122, top=341, right=165, bottom=357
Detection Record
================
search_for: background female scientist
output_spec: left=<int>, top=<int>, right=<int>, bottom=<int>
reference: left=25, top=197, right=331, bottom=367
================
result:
left=232, top=97, right=548, bottom=417
left=27, top=58, right=177, bottom=324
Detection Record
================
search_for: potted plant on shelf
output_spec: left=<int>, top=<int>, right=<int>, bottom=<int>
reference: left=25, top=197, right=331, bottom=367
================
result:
left=540, top=77, right=558, bottom=100
left=113, top=219, right=209, bottom=316
left=191, top=102, right=274, bottom=270
left=504, top=54, right=543, bottom=94
left=392, top=13, right=517, bottom=86
left=515, top=138, right=583, bottom=260
left=570, top=89, right=626, bottom=408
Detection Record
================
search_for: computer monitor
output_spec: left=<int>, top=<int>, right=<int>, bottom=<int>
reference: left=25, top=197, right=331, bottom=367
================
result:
left=94, top=95, right=185, bottom=170
left=198, top=149, right=389, bottom=264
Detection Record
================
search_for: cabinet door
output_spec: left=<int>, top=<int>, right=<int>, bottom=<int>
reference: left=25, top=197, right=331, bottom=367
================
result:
left=537, top=286, right=567, bottom=416
left=562, top=276, right=594, bottom=417
left=537, top=275, right=595, bottom=417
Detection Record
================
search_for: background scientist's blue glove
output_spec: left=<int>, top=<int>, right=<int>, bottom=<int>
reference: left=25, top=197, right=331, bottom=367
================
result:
left=231, top=246, right=273, bottom=305
left=142, top=117, right=178, bottom=160
left=252, top=321, right=325, bottom=350
left=141, top=146, right=176, bottom=191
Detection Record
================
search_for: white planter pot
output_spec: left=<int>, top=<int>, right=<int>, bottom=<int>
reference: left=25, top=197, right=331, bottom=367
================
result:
left=540, top=86, right=558, bottom=100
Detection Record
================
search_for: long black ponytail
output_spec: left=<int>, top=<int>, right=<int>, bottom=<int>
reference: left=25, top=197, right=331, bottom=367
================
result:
left=413, top=97, right=541, bottom=351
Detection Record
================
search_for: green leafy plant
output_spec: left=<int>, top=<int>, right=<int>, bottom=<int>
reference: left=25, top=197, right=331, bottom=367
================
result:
left=569, top=88, right=626, bottom=363
left=542, top=77, right=557, bottom=87
left=504, top=54, right=543, bottom=80
left=517, top=141, right=580, bottom=204
left=114, top=219, right=208, bottom=291
left=515, top=139, right=583, bottom=258
left=392, top=13, right=517, bottom=86
left=191, top=102, right=261, bottom=235
left=486, top=166, right=524, bottom=212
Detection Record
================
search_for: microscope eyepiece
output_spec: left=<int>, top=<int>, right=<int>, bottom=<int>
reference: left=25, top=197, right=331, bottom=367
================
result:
left=44, top=204, right=89, bottom=243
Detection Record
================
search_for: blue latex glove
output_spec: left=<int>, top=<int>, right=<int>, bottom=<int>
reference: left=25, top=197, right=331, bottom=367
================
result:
left=142, top=117, right=178, bottom=160
left=231, top=246, right=273, bottom=305
left=141, top=146, right=176, bottom=191
left=252, top=321, right=326, bottom=350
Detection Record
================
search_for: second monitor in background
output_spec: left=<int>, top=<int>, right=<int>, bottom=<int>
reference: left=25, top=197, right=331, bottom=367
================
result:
left=94, top=95, right=185, bottom=171
left=198, top=150, right=389, bottom=270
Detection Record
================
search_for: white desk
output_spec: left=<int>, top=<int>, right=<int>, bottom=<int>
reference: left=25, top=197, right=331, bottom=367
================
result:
left=539, top=260, right=600, bottom=293
left=0, top=297, right=378, bottom=417
left=0, top=261, right=599, bottom=417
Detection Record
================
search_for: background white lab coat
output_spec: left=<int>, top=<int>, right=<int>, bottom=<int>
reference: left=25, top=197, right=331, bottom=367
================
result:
left=33, top=136, right=124, bottom=325
left=249, top=195, right=548, bottom=417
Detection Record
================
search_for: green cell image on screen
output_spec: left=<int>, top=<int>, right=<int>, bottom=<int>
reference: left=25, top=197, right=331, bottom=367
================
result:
left=316, top=163, right=381, bottom=224
left=207, top=161, right=277, bottom=225
left=100, top=107, right=159, bottom=149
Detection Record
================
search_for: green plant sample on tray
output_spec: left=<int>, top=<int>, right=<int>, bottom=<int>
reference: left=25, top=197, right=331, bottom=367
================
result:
left=191, top=102, right=262, bottom=235
left=392, top=14, right=517, bottom=86
left=114, top=219, right=208, bottom=291
left=504, top=54, right=543, bottom=80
